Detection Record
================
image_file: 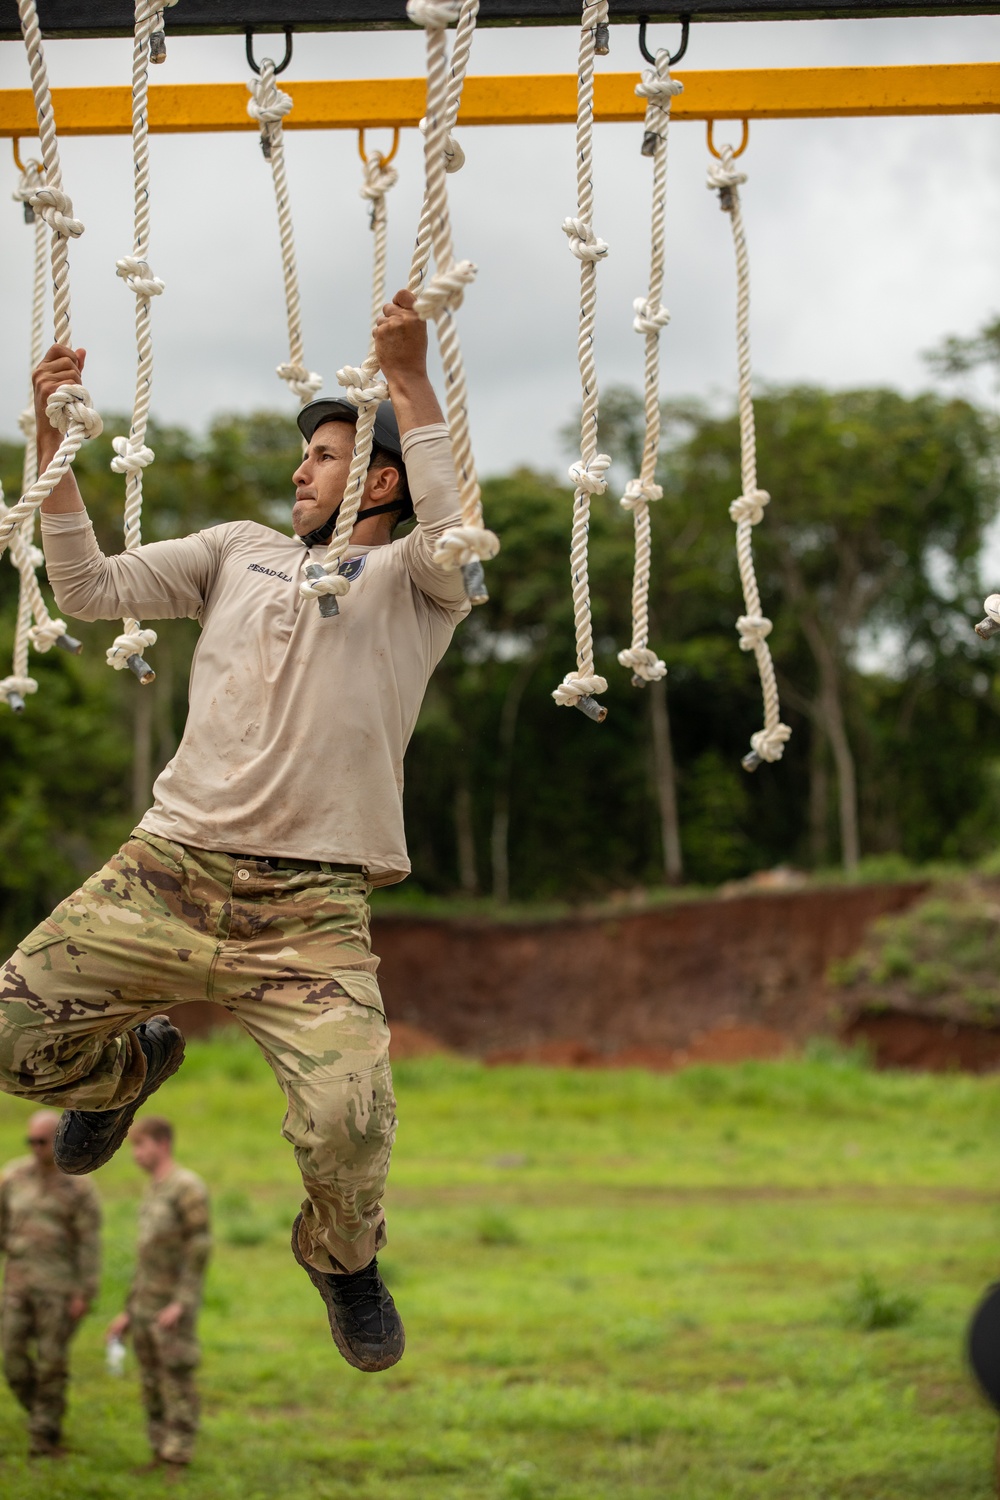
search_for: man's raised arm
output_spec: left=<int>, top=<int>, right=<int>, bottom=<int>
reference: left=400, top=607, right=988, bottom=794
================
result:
left=376, top=292, right=469, bottom=615
left=33, top=344, right=220, bottom=624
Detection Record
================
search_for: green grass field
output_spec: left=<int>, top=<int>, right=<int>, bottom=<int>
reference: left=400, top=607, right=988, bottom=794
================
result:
left=0, top=1036, right=998, bottom=1498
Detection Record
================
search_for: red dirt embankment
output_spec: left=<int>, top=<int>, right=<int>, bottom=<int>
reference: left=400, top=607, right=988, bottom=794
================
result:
left=371, top=881, right=928, bottom=1062
left=176, top=881, right=980, bottom=1068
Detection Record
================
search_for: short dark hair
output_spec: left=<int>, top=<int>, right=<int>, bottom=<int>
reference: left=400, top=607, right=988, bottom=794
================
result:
left=132, top=1115, right=173, bottom=1146
left=369, top=445, right=413, bottom=528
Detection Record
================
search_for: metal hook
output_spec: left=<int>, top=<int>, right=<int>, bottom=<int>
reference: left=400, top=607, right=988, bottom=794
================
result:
left=358, top=128, right=401, bottom=169
left=245, top=28, right=293, bottom=77
left=638, top=14, right=690, bottom=68
left=707, top=119, right=750, bottom=160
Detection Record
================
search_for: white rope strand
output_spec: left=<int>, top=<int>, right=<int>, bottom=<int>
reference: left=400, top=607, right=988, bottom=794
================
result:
left=0, top=159, right=79, bottom=713
left=300, top=0, right=497, bottom=616
left=360, top=150, right=399, bottom=331
left=408, top=0, right=497, bottom=597
left=248, top=58, right=323, bottom=406
left=617, top=50, right=682, bottom=690
left=707, top=144, right=791, bottom=770
left=552, top=0, right=611, bottom=723
left=0, top=0, right=103, bottom=558
left=106, top=0, right=177, bottom=684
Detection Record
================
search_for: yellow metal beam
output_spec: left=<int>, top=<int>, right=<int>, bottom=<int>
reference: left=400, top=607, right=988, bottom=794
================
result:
left=0, top=63, right=997, bottom=139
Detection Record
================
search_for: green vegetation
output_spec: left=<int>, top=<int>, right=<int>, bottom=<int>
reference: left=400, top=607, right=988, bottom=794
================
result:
left=830, top=876, right=1000, bottom=1023
left=4, top=374, right=1000, bottom=950
left=0, top=1036, right=997, bottom=1497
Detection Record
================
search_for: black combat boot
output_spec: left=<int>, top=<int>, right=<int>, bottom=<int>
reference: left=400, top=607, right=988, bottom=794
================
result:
left=53, top=1015, right=185, bottom=1175
left=290, top=1213, right=405, bottom=1371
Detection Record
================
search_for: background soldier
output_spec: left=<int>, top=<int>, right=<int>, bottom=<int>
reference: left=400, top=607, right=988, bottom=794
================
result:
left=0, top=1109, right=100, bottom=1457
left=106, top=1116, right=211, bottom=1481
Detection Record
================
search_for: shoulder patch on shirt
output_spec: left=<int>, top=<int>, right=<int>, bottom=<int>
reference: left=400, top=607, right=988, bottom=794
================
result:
left=339, top=557, right=367, bottom=582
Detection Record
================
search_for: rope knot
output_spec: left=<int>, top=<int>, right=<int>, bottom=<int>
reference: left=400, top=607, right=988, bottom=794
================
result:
left=620, top=477, right=663, bottom=510
left=45, top=384, right=103, bottom=440
left=28, top=617, right=69, bottom=653
left=110, top=436, right=155, bottom=475
left=707, top=153, right=747, bottom=199
left=750, top=722, right=792, bottom=763
left=299, top=568, right=351, bottom=602
left=418, top=115, right=467, bottom=173
left=17, top=406, right=35, bottom=440
left=617, top=646, right=667, bottom=682
left=336, top=365, right=388, bottom=407
left=635, top=71, right=684, bottom=104
left=248, top=64, right=292, bottom=157
left=552, top=671, right=608, bottom=708
left=736, top=614, right=773, bottom=651
left=359, top=158, right=399, bottom=202
left=569, top=453, right=612, bottom=495
left=562, top=217, right=609, bottom=263
left=443, top=133, right=466, bottom=173
left=0, top=674, right=37, bottom=700
left=30, top=186, right=83, bottom=239
left=406, top=0, right=462, bottom=26
left=12, top=160, right=43, bottom=206
left=106, top=626, right=157, bottom=670
left=116, top=255, right=165, bottom=298
left=277, top=363, right=324, bottom=402
left=24, top=544, right=45, bottom=570
left=729, top=488, right=770, bottom=525
left=632, top=296, right=670, bottom=335
left=432, top=525, right=501, bottom=570
left=414, top=260, right=477, bottom=319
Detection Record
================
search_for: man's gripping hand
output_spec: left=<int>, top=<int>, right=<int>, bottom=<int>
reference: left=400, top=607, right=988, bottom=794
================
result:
left=33, top=344, right=87, bottom=435
left=374, top=290, right=443, bottom=434
left=374, top=290, right=428, bottom=385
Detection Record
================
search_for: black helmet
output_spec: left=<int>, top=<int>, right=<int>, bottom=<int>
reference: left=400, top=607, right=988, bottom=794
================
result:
left=297, top=396, right=403, bottom=460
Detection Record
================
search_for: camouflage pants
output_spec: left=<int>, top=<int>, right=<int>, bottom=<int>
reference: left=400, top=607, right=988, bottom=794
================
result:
left=0, top=830, right=397, bottom=1273
left=1, top=1288, right=76, bottom=1445
left=132, top=1309, right=200, bottom=1465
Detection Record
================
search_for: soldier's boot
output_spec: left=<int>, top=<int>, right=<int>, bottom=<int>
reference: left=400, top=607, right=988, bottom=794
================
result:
left=54, top=1016, right=186, bottom=1175
left=290, top=1213, right=405, bottom=1372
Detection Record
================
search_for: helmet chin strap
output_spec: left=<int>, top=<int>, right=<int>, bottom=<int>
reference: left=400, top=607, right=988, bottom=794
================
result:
left=301, top=497, right=406, bottom=549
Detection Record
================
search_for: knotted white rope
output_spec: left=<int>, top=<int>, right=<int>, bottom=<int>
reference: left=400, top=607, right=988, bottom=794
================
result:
left=708, top=144, right=791, bottom=770
left=248, top=58, right=323, bottom=406
left=408, top=0, right=497, bottom=593
left=552, top=0, right=611, bottom=723
left=617, top=50, right=683, bottom=690
left=105, top=0, right=176, bottom=684
left=975, top=593, right=1000, bottom=640
left=0, top=0, right=103, bottom=560
left=300, top=0, right=498, bottom=616
left=360, top=150, right=399, bottom=332
left=0, top=158, right=80, bottom=712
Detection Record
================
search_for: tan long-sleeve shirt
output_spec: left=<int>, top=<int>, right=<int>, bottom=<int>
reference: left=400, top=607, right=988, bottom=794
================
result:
left=41, top=425, right=470, bottom=885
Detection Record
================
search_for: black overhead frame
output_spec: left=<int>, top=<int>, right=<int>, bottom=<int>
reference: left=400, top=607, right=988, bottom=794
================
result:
left=0, top=0, right=998, bottom=41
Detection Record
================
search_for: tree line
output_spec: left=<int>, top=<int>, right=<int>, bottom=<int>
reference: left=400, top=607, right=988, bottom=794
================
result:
left=1, top=356, right=999, bottom=948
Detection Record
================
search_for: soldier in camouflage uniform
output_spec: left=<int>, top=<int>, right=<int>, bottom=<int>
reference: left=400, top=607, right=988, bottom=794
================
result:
left=0, top=292, right=468, bottom=1371
left=106, top=1116, right=210, bottom=1479
left=0, top=1109, right=100, bottom=1457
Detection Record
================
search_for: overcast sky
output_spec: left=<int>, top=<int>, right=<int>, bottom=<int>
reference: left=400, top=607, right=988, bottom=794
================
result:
left=0, top=13, right=997, bottom=483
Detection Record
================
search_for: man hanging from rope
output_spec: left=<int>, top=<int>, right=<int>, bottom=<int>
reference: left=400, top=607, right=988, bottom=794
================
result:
left=0, top=287, right=469, bottom=1374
